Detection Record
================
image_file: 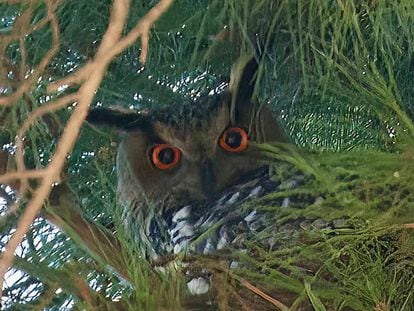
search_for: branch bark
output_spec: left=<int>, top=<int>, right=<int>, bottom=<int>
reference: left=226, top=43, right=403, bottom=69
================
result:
left=45, top=183, right=127, bottom=279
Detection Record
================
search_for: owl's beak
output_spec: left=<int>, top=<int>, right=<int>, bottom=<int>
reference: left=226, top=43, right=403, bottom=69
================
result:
left=200, top=158, right=216, bottom=198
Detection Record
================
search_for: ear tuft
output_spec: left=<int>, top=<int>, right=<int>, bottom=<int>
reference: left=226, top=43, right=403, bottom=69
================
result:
left=86, top=107, right=152, bottom=131
left=228, top=53, right=289, bottom=143
left=229, top=54, right=259, bottom=104
left=229, top=54, right=259, bottom=123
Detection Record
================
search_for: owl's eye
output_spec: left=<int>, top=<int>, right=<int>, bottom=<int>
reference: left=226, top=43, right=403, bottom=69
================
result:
left=151, top=144, right=181, bottom=170
left=219, top=127, right=249, bottom=152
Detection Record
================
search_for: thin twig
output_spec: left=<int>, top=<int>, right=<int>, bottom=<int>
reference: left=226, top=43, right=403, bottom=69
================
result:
left=12, top=93, right=78, bottom=212
left=0, top=170, right=47, bottom=183
left=239, top=278, right=289, bottom=311
left=48, top=0, right=174, bottom=93
left=18, top=94, right=79, bottom=138
left=19, top=37, right=27, bottom=82
left=13, top=93, right=79, bottom=205
left=47, top=0, right=132, bottom=93
left=46, top=63, right=94, bottom=93
left=0, top=0, right=61, bottom=107
left=115, top=0, right=175, bottom=64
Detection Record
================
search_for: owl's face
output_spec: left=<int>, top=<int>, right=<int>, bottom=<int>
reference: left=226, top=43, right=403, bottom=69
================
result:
left=87, top=56, right=286, bottom=210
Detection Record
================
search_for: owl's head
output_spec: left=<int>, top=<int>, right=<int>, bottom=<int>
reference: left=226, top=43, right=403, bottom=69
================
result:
left=87, top=55, right=287, bottom=210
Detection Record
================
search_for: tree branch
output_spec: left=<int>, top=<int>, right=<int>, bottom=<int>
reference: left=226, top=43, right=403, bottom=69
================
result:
left=0, top=170, right=46, bottom=184
left=0, top=0, right=61, bottom=107
left=47, top=0, right=174, bottom=92
left=44, top=183, right=127, bottom=279
left=0, top=0, right=175, bottom=297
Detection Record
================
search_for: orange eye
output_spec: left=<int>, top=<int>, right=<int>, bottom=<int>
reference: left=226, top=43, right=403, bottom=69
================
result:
left=219, top=127, right=249, bottom=152
left=151, top=144, right=181, bottom=170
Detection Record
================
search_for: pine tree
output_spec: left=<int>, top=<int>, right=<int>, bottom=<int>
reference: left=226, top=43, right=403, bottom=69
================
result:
left=0, top=0, right=414, bottom=309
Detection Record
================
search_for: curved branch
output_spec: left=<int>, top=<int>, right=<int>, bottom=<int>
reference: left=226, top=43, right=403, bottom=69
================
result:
left=48, top=0, right=174, bottom=92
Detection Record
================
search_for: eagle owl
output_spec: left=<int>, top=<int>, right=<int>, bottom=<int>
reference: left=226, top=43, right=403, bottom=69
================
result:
left=87, top=55, right=289, bottom=257
left=86, top=56, right=320, bottom=309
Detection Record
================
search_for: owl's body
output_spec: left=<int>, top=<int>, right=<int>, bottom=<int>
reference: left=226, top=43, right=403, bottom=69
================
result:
left=142, top=168, right=307, bottom=257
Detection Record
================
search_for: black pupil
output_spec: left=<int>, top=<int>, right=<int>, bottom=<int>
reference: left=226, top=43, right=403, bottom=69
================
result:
left=225, top=131, right=242, bottom=148
left=158, top=147, right=175, bottom=164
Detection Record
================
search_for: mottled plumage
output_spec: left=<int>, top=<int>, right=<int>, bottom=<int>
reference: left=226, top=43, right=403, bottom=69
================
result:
left=86, top=56, right=332, bottom=309
left=87, top=55, right=287, bottom=220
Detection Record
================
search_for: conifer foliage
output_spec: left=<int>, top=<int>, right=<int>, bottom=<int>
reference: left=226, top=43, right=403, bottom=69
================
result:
left=0, top=0, right=414, bottom=309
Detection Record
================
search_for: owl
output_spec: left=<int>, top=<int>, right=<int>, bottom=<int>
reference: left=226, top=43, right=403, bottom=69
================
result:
left=87, top=56, right=330, bottom=309
left=87, top=55, right=287, bottom=217
left=86, top=58, right=296, bottom=261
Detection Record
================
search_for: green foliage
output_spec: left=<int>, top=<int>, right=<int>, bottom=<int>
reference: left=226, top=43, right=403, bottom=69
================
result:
left=238, top=147, right=414, bottom=309
left=1, top=0, right=414, bottom=309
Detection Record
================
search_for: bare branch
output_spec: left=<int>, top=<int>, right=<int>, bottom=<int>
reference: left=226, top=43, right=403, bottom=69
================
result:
left=48, top=0, right=174, bottom=92
left=0, top=0, right=129, bottom=287
left=17, top=94, right=79, bottom=141
left=18, top=37, right=27, bottom=82
left=0, top=0, right=175, bottom=297
left=113, top=0, right=174, bottom=64
left=0, top=170, right=46, bottom=184
left=135, top=0, right=174, bottom=63
left=13, top=93, right=79, bottom=209
left=45, top=184, right=127, bottom=279
left=47, top=0, right=131, bottom=93
left=47, top=63, right=94, bottom=93
left=0, top=0, right=61, bottom=107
